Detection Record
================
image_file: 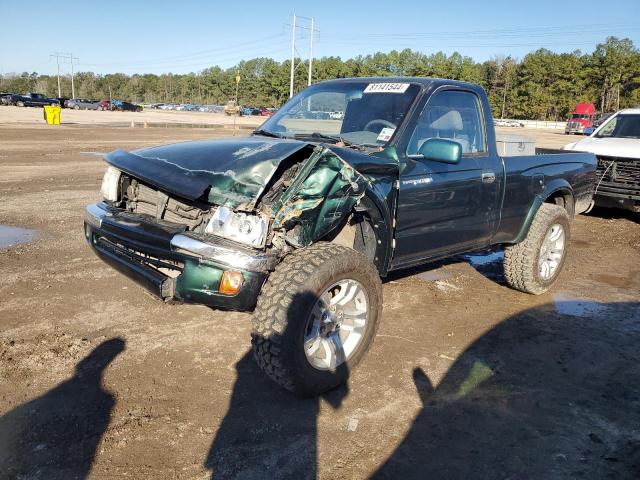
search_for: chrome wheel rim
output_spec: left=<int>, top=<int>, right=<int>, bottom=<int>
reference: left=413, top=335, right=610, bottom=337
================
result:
left=538, top=223, right=565, bottom=280
left=304, top=279, right=369, bottom=371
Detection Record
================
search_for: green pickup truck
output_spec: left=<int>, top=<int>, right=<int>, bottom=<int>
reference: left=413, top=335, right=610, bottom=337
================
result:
left=85, top=77, right=596, bottom=395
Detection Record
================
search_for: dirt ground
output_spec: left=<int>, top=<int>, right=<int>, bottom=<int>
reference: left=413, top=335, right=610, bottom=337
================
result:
left=0, top=105, right=264, bottom=128
left=0, top=121, right=638, bottom=480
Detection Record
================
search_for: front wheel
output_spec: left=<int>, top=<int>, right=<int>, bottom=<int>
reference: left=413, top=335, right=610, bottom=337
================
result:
left=16, top=101, right=24, bottom=107
left=503, top=203, right=570, bottom=294
left=251, top=243, right=382, bottom=396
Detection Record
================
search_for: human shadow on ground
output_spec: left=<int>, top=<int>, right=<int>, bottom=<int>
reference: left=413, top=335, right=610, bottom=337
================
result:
left=0, top=338, right=125, bottom=479
left=372, top=301, right=640, bottom=479
left=205, top=292, right=350, bottom=479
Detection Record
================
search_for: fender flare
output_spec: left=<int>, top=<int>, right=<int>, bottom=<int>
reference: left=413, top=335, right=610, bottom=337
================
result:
left=513, top=181, right=574, bottom=244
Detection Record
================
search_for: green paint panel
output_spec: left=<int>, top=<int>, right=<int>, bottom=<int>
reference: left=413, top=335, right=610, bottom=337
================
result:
left=272, top=148, right=369, bottom=245
left=174, top=258, right=263, bottom=305
left=175, top=259, right=224, bottom=302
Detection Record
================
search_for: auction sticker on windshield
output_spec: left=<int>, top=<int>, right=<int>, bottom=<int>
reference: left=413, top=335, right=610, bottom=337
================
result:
left=377, top=127, right=396, bottom=142
left=364, top=83, right=410, bottom=94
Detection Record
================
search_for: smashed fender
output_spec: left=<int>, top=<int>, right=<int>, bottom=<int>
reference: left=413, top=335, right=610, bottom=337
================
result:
left=271, top=147, right=370, bottom=246
left=104, top=138, right=309, bottom=208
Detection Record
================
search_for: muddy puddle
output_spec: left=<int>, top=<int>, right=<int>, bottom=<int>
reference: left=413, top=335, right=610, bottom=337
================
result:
left=464, top=250, right=504, bottom=266
left=554, top=295, right=608, bottom=317
left=0, top=225, right=39, bottom=249
left=416, top=270, right=453, bottom=282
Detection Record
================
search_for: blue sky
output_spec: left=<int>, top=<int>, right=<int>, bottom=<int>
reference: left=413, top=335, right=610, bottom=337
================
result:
left=2, top=0, right=639, bottom=75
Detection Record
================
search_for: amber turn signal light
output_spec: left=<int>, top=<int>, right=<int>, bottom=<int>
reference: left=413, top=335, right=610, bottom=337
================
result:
left=219, top=271, right=244, bottom=296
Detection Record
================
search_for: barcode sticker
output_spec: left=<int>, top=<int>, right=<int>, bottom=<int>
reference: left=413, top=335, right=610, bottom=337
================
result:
left=364, top=83, right=410, bottom=94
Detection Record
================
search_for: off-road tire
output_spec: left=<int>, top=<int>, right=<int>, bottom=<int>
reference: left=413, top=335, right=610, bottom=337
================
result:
left=251, top=242, right=382, bottom=396
left=504, top=203, right=570, bottom=294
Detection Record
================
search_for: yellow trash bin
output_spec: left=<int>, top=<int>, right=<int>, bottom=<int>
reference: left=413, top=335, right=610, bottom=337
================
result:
left=43, top=105, right=61, bottom=125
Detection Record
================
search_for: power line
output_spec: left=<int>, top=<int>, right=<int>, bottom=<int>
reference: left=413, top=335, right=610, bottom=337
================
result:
left=322, top=23, right=639, bottom=39
left=78, top=33, right=288, bottom=69
left=82, top=44, right=291, bottom=73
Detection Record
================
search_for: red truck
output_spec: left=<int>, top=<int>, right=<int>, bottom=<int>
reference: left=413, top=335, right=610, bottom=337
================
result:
left=565, top=103, right=595, bottom=134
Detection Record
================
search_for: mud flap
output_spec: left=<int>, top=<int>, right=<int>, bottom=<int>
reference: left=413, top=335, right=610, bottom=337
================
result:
left=271, top=148, right=370, bottom=246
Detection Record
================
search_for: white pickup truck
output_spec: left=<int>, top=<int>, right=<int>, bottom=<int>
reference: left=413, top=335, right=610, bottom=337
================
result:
left=564, top=108, right=640, bottom=212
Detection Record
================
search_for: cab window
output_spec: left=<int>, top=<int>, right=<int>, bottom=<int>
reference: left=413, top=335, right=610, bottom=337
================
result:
left=408, top=90, right=486, bottom=155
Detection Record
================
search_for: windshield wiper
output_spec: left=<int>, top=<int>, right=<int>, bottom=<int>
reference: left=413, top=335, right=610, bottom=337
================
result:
left=253, top=129, right=284, bottom=139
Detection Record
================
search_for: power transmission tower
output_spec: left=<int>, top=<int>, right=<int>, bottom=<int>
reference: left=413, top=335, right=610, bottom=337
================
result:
left=287, top=14, right=317, bottom=98
left=50, top=52, right=79, bottom=98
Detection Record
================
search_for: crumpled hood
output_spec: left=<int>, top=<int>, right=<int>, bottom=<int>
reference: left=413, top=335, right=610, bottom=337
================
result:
left=564, top=136, right=640, bottom=159
left=104, top=137, right=309, bottom=208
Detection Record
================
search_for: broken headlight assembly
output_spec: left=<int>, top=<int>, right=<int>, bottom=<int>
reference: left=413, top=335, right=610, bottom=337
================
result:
left=205, top=206, right=267, bottom=248
left=100, top=166, right=122, bottom=202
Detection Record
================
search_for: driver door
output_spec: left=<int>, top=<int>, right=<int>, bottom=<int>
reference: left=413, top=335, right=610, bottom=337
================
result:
left=392, top=88, right=502, bottom=268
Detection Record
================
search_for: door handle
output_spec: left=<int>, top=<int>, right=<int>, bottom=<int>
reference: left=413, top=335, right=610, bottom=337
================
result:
left=481, top=172, right=496, bottom=184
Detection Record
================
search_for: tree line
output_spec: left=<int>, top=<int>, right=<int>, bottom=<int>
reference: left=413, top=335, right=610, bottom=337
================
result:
left=2, top=36, right=638, bottom=120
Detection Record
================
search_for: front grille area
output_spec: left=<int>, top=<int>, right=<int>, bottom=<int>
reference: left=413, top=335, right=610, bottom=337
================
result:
left=124, top=179, right=209, bottom=230
left=96, top=234, right=183, bottom=275
left=595, top=155, right=640, bottom=199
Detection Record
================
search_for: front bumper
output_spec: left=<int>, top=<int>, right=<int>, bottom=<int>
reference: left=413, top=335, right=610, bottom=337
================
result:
left=84, top=202, right=278, bottom=311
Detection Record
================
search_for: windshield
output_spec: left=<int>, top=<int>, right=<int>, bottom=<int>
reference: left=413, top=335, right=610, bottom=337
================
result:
left=595, top=114, right=640, bottom=139
left=258, top=81, right=421, bottom=146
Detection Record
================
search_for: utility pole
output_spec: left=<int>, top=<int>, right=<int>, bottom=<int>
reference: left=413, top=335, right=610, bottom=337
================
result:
left=70, top=55, right=76, bottom=99
left=308, top=17, right=314, bottom=86
left=289, top=13, right=296, bottom=98
left=50, top=52, right=78, bottom=98
left=50, top=53, right=62, bottom=97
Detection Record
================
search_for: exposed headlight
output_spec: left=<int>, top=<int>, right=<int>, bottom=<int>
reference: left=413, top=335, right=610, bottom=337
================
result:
left=205, top=206, right=267, bottom=248
left=101, top=166, right=121, bottom=202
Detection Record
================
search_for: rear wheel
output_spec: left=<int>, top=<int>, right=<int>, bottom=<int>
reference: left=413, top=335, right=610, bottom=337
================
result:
left=251, top=243, right=382, bottom=396
left=16, top=101, right=24, bottom=107
left=503, top=203, right=570, bottom=294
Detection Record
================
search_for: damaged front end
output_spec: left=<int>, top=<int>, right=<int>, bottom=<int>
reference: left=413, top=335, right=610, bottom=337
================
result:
left=84, top=138, right=376, bottom=311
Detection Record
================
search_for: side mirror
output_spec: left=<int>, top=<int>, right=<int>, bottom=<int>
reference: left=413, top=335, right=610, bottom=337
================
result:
left=583, top=127, right=594, bottom=136
left=418, top=138, right=462, bottom=164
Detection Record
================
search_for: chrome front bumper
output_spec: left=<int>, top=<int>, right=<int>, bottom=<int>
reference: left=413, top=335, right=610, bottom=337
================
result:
left=85, top=202, right=278, bottom=273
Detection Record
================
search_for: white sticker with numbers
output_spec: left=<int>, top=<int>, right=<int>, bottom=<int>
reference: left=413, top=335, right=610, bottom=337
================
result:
left=363, top=83, right=410, bottom=94
left=377, top=127, right=396, bottom=142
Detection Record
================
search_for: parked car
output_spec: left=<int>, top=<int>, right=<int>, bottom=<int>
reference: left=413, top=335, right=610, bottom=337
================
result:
left=97, top=100, right=111, bottom=111
left=84, top=77, right=596, bottom=396
left=57, top=97, right=70, bottom=108
left=9, top=93, right=59, bottom=107
left=0, top=92, right=15, bottom=105
left=564, top=108, right=640, bottom=212
left=67, top=98, right=101, bottom=110
left=111, top=100, right=142, bottom=112
left=494, top=119, right=524, bottom=127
